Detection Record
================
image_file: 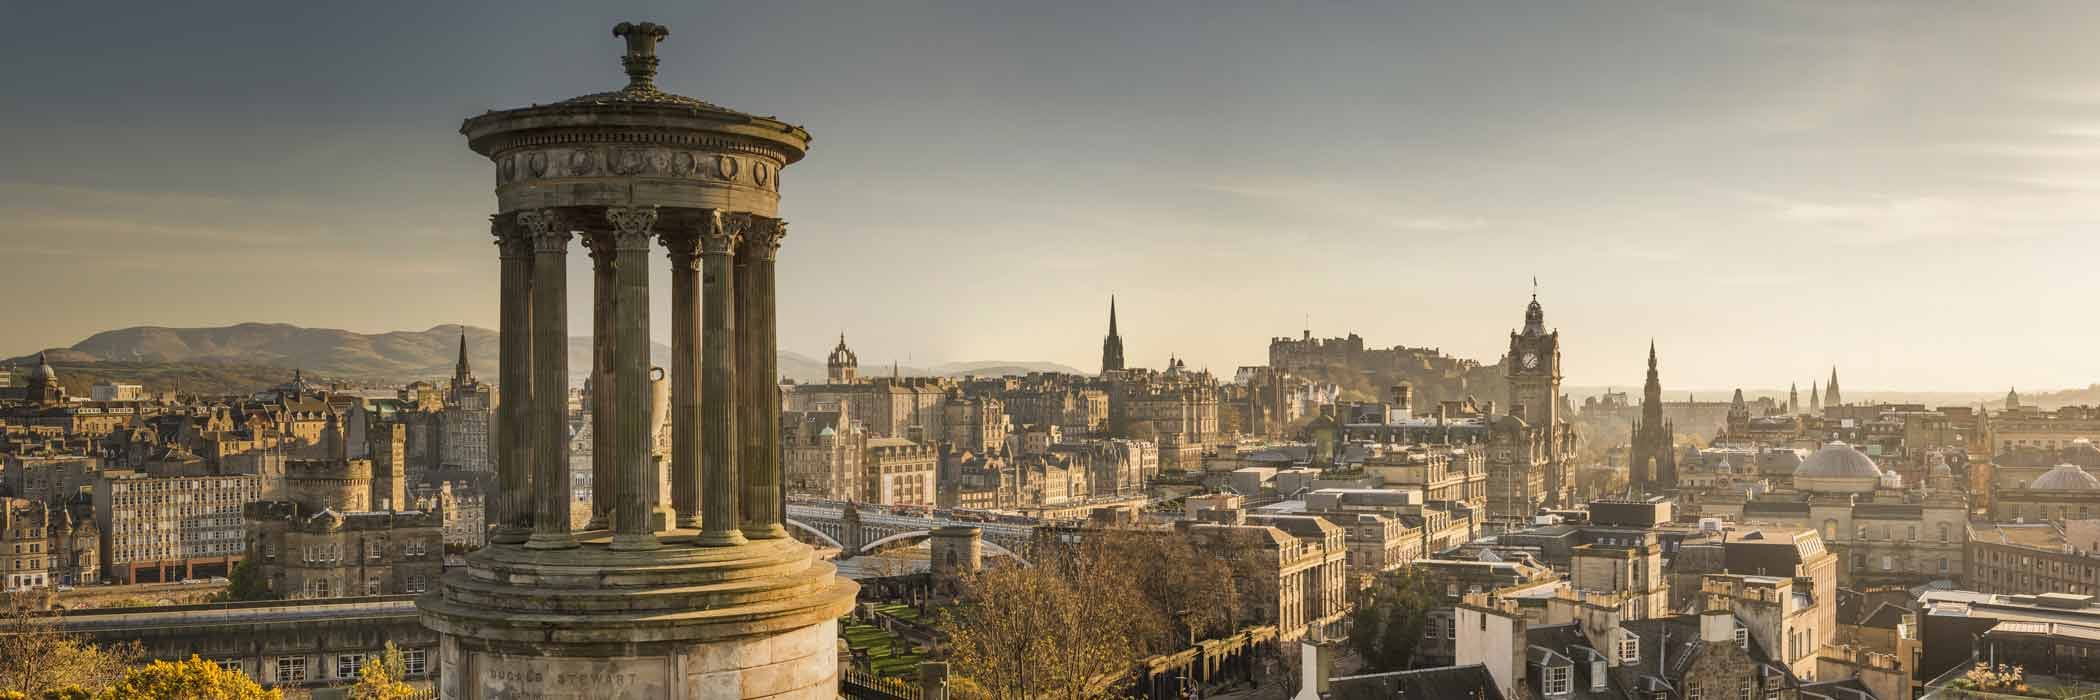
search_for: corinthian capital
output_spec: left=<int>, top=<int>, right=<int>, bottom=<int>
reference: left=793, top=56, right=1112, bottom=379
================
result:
left=657, top=228, right=702, bottom=270
left=491, top=215, right=535, bottom=259
left=515, top=209, right=572, bottom=253
left=697, top=208, right=744, bottom=256
left=740, top=217, right=787, bottom=262
left=606, top=206, right=660, bottom=251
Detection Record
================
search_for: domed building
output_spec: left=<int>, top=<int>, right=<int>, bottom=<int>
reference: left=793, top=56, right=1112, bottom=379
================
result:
left=1700, top=440, right=1970, bottom=588
left=1991, top=459, right=2100, bottom=522
left=1792, top=442, right=1883, bottom=495
left=24, top=352, right=63, bottom=405
left=2031, top=463, right=2100, bottom=491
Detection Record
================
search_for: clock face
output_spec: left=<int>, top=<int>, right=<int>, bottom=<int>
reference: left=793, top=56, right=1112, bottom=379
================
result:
left=1522, top=352, right=1539, bottom=369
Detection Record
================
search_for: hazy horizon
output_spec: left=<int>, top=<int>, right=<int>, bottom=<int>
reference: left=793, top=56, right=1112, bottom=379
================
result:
left=8, top=2, right=2100, bottom=392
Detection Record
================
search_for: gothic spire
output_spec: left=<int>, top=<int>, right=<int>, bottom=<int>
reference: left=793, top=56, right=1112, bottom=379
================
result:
left=1100, top=295, right=1126, bottom=375
left=455, top=327, right=472, bottom=381
left=1109, top=295, right=1118, bottom=337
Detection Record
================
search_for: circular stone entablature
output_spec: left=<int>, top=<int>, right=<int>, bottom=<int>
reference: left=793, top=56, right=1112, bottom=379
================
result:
left=461, top=22, right=809, bottom=217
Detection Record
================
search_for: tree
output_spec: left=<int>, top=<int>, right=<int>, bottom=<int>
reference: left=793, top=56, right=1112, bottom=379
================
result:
left=94, top=657, right=280, bottom=700
left=934, top=529, right=1253, bottom=698
left=207, top=561, right=276, bottom=603
left=350, top=642, right=417, bottom=700
left=1348, top=568, right=1439, bottom=672
left=0, top=596, right=139, bottom=698
left=937, top=538, right=1149, bottom=699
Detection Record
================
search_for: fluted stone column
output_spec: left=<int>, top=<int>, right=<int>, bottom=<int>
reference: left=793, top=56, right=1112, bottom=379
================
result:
left=607, top=206, right=662, bottom=551
left=738, top=216, right=788, bottom=540
left=519, top=209, right=577, bottom=551
left=660, top=226, right=704, bottom=530
left=698, top=210, right=748, bottom=547
left=491, top=220, right=535, bottom=545
left=584, top=232, right=618, bottom=531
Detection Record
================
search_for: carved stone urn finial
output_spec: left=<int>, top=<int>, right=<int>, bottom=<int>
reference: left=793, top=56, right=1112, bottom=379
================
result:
left=612, top=21, right=671, bottom=90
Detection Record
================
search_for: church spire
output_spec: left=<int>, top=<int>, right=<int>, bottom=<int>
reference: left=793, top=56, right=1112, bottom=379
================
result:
left=455, top=327, right=472, bottom=384
left=1100, top=295, right=1126, bottom=375
left=1826, top=366, right=1842, bottom=407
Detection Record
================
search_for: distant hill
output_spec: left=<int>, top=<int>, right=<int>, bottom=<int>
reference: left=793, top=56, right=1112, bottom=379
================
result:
left=7, top=324, right=1082, bottom=394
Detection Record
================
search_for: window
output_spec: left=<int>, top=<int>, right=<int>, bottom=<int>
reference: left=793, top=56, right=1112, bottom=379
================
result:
left=1735, top=627, right=1749, bottom=649
left=1688, top=683, right=1703, bottom=700
left=337, top=653, right=366, bottom=680
left=214, top=659, right=242, bottom=674
left=403, top=648, right=427, bottom=675
left=1908, top=525, right=1918, bottom=541
left=1543, top=665, right=1570, bottom=695
left=275, top=657, right=306, bottom=683
left=1617, top=638, right=1639, bottom=663
left=1940, top=523, right=1950, bottom=542
left=1739, top=689, right=1754, bottom=700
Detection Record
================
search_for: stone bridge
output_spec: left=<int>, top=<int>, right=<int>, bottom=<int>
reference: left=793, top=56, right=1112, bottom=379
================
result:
left=785, top=500, right=1036, bottom=560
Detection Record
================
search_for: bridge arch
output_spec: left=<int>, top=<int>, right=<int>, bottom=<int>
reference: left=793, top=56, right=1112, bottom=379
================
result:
left=784, top=518, right=845, bottom=551
left=855, top=530, right=1027, bottom=563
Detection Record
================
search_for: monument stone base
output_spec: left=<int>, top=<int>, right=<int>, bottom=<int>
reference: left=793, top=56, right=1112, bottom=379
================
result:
left=420, top=535, right=857, bottom=700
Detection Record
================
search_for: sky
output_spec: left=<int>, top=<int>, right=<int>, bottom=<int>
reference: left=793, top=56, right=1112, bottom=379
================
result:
left=4, top=1, right=2100, bottom=392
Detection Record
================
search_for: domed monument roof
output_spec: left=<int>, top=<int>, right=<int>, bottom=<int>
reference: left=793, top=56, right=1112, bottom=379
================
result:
left=1793, top=441, right=1883, bottom=494
left=28, top=352, right=56, bottom=381
left=1798, top=441, right=1881, bottom=479
left=2031, top=463, right=2100, bottom=491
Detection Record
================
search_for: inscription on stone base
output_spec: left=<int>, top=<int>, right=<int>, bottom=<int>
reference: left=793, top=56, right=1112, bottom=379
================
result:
left=465, top=652, right=672, bottom=700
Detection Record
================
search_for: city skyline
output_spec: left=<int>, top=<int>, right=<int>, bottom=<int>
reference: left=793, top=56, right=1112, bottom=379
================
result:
left=9, top=2, right=2100, bottom=391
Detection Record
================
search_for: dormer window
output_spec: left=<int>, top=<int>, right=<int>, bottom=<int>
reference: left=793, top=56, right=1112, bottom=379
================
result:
left=1735, top=627, right=1749, bottom=649
left=1617, top=638, right=1639, bottom=663
left=1542, top=665, right=1570, bottom=695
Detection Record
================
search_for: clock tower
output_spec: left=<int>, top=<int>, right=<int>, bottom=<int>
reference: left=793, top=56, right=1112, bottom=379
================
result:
left=1505, top=292, right=1561, bottom=434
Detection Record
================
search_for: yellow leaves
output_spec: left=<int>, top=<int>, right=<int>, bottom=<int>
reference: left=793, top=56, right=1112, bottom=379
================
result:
left=95, top=657, right=280, bottom=700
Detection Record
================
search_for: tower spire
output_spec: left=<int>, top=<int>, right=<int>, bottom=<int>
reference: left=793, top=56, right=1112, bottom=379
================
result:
left=1108, top=295, right=1118, bottom=337
left=1100, top=295, right=1126, bottom=375
left=456, top=326, right=472, bottom=382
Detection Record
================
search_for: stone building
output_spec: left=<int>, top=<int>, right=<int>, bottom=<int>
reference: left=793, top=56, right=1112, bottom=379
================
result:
left=1107, top=365, right=1221, bottom=471
left=1699, top=441, right=1969, bottom=588
left=1185, top=516, right=1351, bottom=643
left=1990, top=459, right=2100, bottom=522
left=1699, top=527, right=1840, bottom=680
left=782, top=405, right=867, bottom=501
left=2, top=453, right=101, bottom=506
left=865, top=437, right=937, bottom=506
left=1967, top=520, right=2100, bottom=596
left=54, top=597, right=437, bottom=694
left=942, top=392, right=1008, bottom=453
left=437, top=333, right=495, bottom=474
left=1000, top=382, right=1109, bottom=437
left=1987, top=405, right=2100, bottom=455
left=93, top=469, right=259, bottom=583
left=1, top=497, right=97, bottom=590
left=784, top=374, right=950, bottom=442
left=247, top=391, right=443, bottom=598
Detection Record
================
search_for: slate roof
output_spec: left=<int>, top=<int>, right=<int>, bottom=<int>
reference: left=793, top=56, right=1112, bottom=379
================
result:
left=1328, top=664, right=1505, bottom=700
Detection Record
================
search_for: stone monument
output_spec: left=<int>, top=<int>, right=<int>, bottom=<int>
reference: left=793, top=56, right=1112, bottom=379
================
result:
left=417, top=21, right=857, bottom=699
